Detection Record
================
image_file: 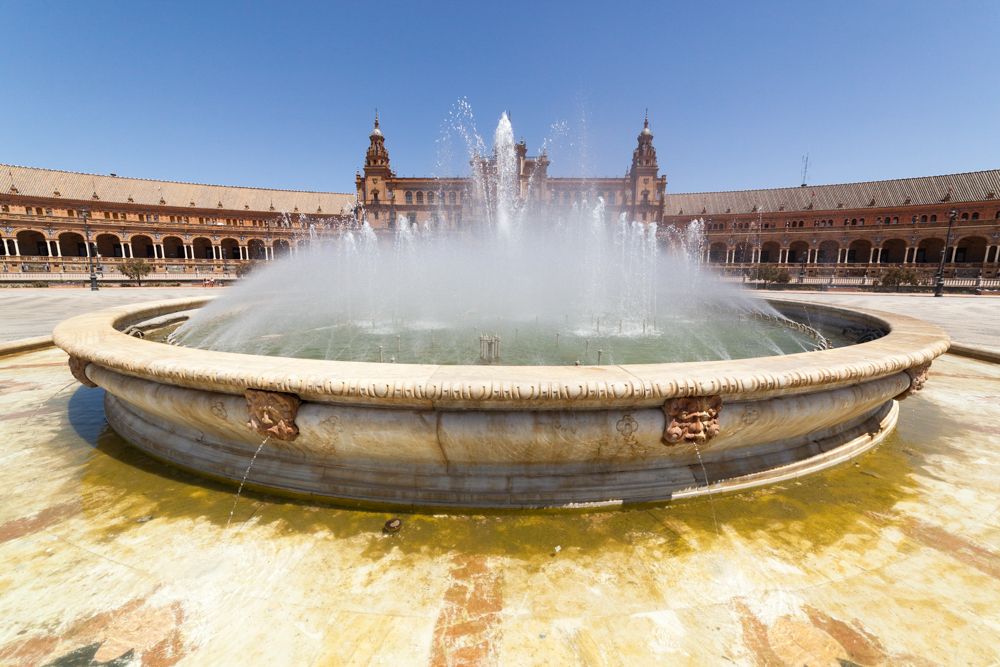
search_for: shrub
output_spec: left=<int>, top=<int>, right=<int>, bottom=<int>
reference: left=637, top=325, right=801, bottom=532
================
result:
left=877, top=267, right=922, bottom=288
left=750, top=265, right=785, bottom=285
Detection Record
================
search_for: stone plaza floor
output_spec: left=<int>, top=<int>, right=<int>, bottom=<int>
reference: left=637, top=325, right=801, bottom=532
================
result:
left=0, top=287, right=212, bottom=342
left=0, top=287, right=998, bottom=665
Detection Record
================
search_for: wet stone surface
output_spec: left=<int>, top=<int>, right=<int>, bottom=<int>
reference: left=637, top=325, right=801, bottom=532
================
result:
left=0, top=346, right=998, bottom=665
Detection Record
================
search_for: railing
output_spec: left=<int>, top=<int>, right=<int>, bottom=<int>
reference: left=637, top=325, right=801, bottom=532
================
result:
left=710, top=263, right=1000, bottom=290
left=0, top=256, right=241, bottom=282
left=713, top=262, right=998, bottom=274
left=0, top=211, right=310, bottom=234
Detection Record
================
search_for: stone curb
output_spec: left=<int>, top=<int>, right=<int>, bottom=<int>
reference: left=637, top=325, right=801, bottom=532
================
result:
left=0, top=335, right=54, bottom=359
left=948, top=343, right=1000, bottom=364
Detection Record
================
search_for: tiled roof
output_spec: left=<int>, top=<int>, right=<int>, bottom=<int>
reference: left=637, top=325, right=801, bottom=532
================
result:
left=0, top=164, right=355, bottom=215
left=661, top=169, right=1000, bottom=216
left=4, top=163, right=998, bottom=218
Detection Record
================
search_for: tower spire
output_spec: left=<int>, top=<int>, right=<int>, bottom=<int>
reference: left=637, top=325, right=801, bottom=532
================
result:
left=644, top=108, right=648, bottom=128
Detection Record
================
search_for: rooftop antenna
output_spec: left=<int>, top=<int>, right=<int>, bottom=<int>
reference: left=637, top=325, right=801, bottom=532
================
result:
left=800, top=153, right=810, bottom=187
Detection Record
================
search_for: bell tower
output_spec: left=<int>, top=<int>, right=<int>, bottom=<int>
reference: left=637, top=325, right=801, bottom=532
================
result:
left=628, top=111, right=666, bottom=222
left=356, top=111, right=395, bottom=211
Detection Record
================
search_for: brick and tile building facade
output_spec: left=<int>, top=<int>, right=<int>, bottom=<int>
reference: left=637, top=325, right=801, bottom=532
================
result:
left=3, top=114, right=998, bottom=282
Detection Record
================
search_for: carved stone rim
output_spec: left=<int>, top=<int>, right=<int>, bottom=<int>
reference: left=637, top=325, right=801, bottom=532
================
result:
left=52, top=296, right=951, bottom=409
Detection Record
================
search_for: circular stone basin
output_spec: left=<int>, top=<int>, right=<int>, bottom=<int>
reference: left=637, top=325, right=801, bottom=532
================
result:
left=53, top=297, right=950, bottom=509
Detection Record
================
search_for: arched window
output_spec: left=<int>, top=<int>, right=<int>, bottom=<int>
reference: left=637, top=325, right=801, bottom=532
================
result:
left=971, top=212, right=979, bottom=220
left=428, top=192, right=435, bottom=205
left=961, top=212, right=969, bottom=220
left=449, top=191, right=456, bottom=205
left=930, top=214, right=936, bottom=222
left=920, top=215, right=928, bottom=222
left=405, top=191, right=413, bottom=204
left=416, top=192, right=424, bottom=205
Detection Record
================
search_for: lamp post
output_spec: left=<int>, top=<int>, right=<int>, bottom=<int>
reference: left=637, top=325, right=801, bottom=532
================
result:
left=82, top=209, right=98, bottom=291
left=933, top=208, right=958, bottom=297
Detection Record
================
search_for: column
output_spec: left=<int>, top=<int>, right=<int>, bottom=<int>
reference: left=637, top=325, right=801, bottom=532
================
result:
left=124, top=242, right=132, bottom=258
left=214, top=245, right=220, bottom=260
left=947, top=245, right=956, bottom=263
left=12, top=238, right=21, bottom=256
left=869, top=247, right=877, bottom=264
left=84, top=240, right=91, bottom=257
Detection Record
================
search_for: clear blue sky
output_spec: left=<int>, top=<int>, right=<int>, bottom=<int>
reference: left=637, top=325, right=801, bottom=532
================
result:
left=2, top=1, right=998, bottom=194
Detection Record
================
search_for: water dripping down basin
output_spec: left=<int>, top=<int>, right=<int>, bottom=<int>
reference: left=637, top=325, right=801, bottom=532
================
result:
left=53, top=297, right=949, bottom=509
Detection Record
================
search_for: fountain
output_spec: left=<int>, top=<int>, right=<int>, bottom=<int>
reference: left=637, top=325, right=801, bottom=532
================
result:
left=52, top=112, right=949, bottom=509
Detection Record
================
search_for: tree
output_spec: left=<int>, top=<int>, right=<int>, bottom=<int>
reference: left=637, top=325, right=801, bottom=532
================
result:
left=235, top=260, right=257, bottom=278
left=119, top=258, right=152, bottom=286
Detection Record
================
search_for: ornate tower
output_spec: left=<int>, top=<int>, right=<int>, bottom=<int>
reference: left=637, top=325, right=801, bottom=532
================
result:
left=628, top=112, right=666, bottom=222
left=356, top=112, right=395, bottom=215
